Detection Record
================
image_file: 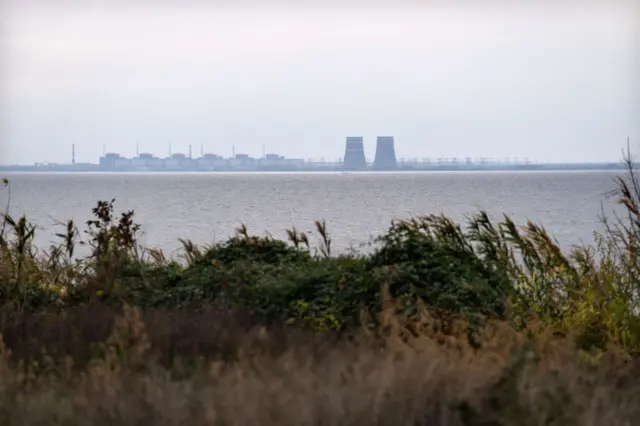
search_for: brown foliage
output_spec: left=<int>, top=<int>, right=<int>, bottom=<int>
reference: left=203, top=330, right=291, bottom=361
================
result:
left=0, top=302, right=637, bottom=425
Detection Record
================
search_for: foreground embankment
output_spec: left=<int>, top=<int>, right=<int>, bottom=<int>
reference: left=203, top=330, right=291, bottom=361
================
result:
left=1, top=157, right=640, bottom=424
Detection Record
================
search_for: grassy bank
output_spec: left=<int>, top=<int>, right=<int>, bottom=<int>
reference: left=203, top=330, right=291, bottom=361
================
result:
left=1, top=153, right=640, bottom=424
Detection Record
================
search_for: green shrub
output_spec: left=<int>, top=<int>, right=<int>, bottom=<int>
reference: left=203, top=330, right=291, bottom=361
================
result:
left=196, top=227, right=312, bottom=267
left=370, top=215, right=512, bottom=324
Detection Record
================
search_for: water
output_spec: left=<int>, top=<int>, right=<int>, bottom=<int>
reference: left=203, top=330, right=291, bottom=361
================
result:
left=0, top=171, right=625, bottom=256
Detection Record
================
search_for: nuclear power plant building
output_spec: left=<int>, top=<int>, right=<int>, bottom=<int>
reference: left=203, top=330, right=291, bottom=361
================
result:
left=343, top=136, right=367, bottom=171
left=373, top=136, right=398, bottom=170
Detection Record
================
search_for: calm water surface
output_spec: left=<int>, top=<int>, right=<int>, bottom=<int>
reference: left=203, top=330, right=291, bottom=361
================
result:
left=0, top=171, right=624, bottom=256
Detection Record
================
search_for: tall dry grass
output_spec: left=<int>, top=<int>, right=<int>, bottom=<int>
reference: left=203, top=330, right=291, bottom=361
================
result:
left=0, top=298, right=638, bottom=425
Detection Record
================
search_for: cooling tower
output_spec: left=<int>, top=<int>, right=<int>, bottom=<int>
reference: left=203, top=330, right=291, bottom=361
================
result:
left=373, top=136, right=397, bottom=170
left=343, top=136, right=367, bottom=171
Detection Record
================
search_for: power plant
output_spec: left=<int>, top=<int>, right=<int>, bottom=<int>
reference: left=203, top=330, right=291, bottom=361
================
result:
left=373, top=136, right=397, bottom=170
left=0, top=135, right=624, bottom=173
left=342, top=137, right=367, bottom=171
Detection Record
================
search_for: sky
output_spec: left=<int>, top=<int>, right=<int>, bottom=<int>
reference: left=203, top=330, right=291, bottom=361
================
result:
left=1, top=0, right=639, bottom=164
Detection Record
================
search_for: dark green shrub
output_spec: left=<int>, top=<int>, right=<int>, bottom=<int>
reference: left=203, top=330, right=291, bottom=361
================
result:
left=196, top=232, right=311, bottom=267
left=370, top=216, right=512, bottom=324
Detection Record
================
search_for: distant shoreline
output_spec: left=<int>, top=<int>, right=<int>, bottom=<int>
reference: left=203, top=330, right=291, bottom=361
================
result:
left=0, top=163, right=626, bottom=173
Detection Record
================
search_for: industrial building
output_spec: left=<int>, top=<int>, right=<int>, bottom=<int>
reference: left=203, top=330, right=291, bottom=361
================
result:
left=373, top=136, right=398, bottom=170
left=97, top=150, right=304, bottom=171
left=343, top=137, right=367, bottom=171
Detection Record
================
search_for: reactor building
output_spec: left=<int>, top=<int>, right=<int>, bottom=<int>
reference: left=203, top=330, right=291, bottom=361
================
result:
left=373, top=136, right=397, bottom=170
left=343, top=136, right=367, bottom=171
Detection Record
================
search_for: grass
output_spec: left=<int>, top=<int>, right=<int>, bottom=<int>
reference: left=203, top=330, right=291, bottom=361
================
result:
left=1, top=147, right=640, bottom=424
left=1, top=304, right=639, bottom=425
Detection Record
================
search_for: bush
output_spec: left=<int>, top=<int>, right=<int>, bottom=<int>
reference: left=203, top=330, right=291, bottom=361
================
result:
left=371, top=215, right=513, bottom=324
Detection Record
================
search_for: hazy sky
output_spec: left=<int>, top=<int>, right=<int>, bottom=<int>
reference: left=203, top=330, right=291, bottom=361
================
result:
left=1, top=0, right=639, bottom=164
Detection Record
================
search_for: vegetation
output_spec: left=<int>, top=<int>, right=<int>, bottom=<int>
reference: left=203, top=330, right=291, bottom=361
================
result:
left=1, top=151, right=640, bottom=424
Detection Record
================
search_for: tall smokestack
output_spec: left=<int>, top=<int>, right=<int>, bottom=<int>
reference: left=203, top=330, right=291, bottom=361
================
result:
left=189, top=145, right=192, bottom=159
left=343, top=136, right=367, bottom=171
left=72, top=144, right=76, bottom=165
left=373, top=136, right=397, bottom=170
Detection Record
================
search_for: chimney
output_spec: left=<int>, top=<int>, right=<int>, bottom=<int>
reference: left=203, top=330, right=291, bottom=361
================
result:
left=373, top=136, right=398, bottom=170
left=343, top=136, right=367, bottom=171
